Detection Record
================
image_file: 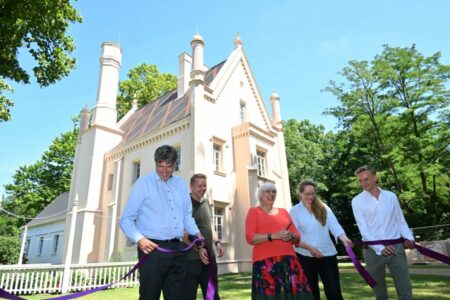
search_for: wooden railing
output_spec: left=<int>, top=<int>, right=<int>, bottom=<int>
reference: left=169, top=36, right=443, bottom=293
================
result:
left=0, top=262, right=139, bottom=296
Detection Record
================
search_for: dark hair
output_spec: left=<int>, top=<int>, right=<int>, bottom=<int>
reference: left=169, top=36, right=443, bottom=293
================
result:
left=298, top=180, right=327, bottom=226
left=354, top=165, right=376, bottom=176
left=190, top=173, right=207, bottom=185
left=154, top=145, right=177, bottom=164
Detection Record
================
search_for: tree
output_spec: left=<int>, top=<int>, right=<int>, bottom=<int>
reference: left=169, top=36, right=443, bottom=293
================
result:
left=0, top=0, right=82, bottom=122
left=283, top=119, right=329, bottom=202
left=324, top=44, right=450, bottom=238
left=116, top=63, right=177, bottom=120
left=3, top=130, right=77, bottom=227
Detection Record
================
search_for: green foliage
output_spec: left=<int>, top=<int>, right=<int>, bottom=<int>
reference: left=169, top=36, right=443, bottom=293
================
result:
left=323, top=44, right=450, bottom=239
left=0, top=79, right=14, bottom=121
left=116, top=63, right=177, bottom=120
left=283, top=119, right=329, bottom=202
left=2, top=130, right=77, bottom=232
left=0, top=236, right=20, bottom=264
left=0, top=0, right=82, bottom=122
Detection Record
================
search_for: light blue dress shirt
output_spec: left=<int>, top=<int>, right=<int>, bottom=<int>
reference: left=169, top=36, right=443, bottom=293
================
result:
left=290, top=201, right=345, bottom=257
left=120, top=171, right=200, bottom=244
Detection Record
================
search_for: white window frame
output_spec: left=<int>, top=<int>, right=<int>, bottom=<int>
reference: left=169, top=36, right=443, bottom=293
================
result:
left=256, top=149, right=267, bottom=177
left=132, top=161, right=141, bottom=183
left=212, top=137, right=226, bottom=175
left=213, top=144, right=222, bottom=172
left=214, top=206, right=225, bottom=241
left=38, top=237, right=44, bottom=256
left=52, top=234, right=59, bottom=255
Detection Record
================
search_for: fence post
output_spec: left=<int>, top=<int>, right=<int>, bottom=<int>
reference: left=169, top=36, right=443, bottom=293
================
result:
left=18, top=226, right=28, bottom=265
left=61, top=194, right=79, bottom=293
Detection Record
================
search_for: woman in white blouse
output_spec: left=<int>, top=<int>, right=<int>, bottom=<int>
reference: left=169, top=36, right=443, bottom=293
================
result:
left=290, top=180, right=353, bottom=300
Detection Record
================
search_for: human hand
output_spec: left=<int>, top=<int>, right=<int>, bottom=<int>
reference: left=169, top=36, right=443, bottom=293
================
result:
left=278, top=230, right=292, bottom=242
left=381, top=245, right=397, bottom=256
left=138, top=238, right=159, bottom=254
left=199, top=247, right=210, bottom=265
left=341, top=236, right=354, bottom=248
left=308, top=246, right=323, bottom=258
left=216, top=242, right=224, bottom=257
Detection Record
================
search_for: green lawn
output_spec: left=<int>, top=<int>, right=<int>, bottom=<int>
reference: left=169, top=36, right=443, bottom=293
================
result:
left=22, top=271, right=450, bottom=300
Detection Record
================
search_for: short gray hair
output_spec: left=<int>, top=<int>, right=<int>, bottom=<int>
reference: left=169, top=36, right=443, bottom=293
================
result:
left=258, top=182, right=277, bottom=201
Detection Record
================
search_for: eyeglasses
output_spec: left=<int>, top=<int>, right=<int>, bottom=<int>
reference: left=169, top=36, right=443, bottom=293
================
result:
left=302, top=193, right=316, bottom=197
left=265, top=190, right=277, bottom=193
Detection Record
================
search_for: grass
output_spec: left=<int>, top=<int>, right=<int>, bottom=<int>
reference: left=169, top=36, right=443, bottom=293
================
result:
left=21, top=271, right=450, bottom=300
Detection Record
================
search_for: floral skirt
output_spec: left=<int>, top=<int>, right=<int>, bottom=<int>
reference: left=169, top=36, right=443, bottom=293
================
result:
left=252, top=255, right=313, bottom=300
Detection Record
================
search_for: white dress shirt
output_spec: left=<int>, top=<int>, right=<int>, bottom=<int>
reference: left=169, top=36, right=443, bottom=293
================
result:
left=290, top=202, right=346, bottom=257
left=120, top=171, right=200, bottom=244
left=351, top=188, right=414, bottom=255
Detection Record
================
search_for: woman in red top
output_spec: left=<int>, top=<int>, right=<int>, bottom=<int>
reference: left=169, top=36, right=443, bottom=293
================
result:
left=246, top=182, right=313, bottom=300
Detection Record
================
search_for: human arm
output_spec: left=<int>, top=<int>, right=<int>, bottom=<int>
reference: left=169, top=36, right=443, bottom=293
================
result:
left=326, top=206, right=353, bottom=248
left=119, top=178, right=146, bottom=244
left=211, top=230, right=224, bottom=257
left=298, top=241, right=323, bottom=258
left=392, top=194, right=414, bottom=242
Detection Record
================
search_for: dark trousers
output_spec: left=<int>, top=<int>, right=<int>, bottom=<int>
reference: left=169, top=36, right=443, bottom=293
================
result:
left=185, top=258, right=220, bottom=300
left=297, top=253, right=343, bottom=300
left=137, top=241, right=188, bottom=300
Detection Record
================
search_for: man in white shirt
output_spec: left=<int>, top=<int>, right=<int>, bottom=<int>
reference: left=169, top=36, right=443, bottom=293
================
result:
left=352, top=165, right=415, bottom=300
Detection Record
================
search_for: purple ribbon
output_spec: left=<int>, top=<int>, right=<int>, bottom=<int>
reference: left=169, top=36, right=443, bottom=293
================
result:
left=1, top=238, right=214, bottom=300
left=345, top=245, right=377, bottom=288
left=348, top=237, right=450, bottom=288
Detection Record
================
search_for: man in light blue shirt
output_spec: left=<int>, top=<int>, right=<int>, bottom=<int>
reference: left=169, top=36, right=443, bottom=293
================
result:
left=120, top=145, right=204, bottom=300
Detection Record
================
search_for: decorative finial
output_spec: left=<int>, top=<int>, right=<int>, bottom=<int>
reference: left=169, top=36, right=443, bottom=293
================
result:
left=234, top=32, right=242, bottom=48
left=132, top=96, right=138, bottom=109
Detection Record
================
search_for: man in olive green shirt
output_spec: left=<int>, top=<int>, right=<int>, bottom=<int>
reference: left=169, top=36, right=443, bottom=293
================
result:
left=185, top=174, right=224, bottom=300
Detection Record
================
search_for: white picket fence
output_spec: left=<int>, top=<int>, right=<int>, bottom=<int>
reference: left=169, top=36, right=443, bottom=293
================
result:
left=0, top=262, right=139, bottom=296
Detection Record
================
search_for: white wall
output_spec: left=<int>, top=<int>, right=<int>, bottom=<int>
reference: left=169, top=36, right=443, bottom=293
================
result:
left=26, top=221, right=65, bottom=264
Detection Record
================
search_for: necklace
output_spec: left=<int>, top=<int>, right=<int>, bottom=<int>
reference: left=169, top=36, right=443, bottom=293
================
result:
left=260, top=205, right=273, bottom=214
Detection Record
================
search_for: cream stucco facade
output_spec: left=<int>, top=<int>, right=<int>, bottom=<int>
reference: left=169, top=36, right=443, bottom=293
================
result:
left=33, top=34, right=292, bottom=273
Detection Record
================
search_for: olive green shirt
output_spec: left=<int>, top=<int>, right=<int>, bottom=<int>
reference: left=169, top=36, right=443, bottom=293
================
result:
left=187, top=196, right=214, bottom=261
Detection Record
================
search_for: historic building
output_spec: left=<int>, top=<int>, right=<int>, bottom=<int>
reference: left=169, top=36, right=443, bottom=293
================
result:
left=26, top=34, right=291, bottom=273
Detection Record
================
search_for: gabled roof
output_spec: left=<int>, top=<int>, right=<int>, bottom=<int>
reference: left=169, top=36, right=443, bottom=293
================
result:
left=27, top=192, right=69, bottom=227
left=118, top=60, right=226, bottom=145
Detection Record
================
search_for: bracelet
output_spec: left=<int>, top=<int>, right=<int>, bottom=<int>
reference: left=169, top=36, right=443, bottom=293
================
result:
left=214, top=240, right=221, bottom=246
left=267, top=233, right=273, bottom=242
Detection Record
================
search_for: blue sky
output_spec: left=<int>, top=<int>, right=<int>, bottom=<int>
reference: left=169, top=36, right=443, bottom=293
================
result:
left=1, top=0, right=449, bottom=196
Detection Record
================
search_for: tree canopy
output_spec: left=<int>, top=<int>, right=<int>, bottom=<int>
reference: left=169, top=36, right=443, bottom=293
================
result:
left=0, top=0, right=82, bottom=122
left=116, top=63, right=177, bottom=120
left=323, top=44, right=450, bottom=238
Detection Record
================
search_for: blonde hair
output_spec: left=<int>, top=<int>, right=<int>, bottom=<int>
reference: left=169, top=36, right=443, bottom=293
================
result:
left=298, top=180, right=327, bottom=226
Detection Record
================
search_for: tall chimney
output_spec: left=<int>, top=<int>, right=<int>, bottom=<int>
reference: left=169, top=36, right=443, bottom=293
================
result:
left=91, top=42, right=122, bottom=128
left=178, top=53, right=192, bottom=98
left=270, top=92, right=282, bottom=129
